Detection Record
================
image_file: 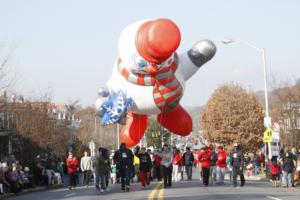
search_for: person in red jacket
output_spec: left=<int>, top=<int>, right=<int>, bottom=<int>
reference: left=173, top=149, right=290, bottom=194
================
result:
left=172, top=149, right=182, bottom=182
left=66, top=152, right=79, bottom=190
left=193, top=151, right=200, bottom=166
left=266, top=156, right=280, bottom=187
left=199, top=146, right=211, bottom=186
left=216, top=145, right=227, bottom=185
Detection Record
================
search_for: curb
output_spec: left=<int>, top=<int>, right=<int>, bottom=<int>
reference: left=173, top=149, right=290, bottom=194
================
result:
left=245, top=176, right=268, bottom=181
left=225, top=175, right=268, bottom=182
left=0, top=184, right=64, bottom=199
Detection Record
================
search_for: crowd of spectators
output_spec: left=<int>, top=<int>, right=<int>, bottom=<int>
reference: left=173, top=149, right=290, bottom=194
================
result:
left=0, top=154, right=30, bottom=194
left=0, top=153, right=64, bottom=195
left=1, top=145, right=300, bottom=196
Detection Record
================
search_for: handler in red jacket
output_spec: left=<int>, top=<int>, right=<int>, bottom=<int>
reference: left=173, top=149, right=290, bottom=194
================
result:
left=66, top=152, right=79, bottom=190
left=199, top=146, right=211, bottom=186
left=216, top=145, right=227, bottom=185
left=172, top=149, right=183, bottom=182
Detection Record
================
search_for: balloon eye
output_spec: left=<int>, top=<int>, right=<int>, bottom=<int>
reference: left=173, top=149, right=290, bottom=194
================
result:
left=134, top=55, right=149, bottom=68
left=137, top=59, right=148, bottom=68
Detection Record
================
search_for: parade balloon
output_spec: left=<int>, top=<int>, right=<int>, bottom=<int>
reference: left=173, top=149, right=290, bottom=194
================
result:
left=95, top=18, right=216, bottom=147
left=100, top=90, right=133, bottom=125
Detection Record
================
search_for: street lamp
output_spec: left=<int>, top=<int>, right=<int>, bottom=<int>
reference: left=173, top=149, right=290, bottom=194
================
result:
left=116, top=124, right=120, bottom=149
left=222, top=38, right=271, bottom=128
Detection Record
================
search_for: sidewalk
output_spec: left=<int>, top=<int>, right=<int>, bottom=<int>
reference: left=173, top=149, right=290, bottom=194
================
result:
left=244, top=173, right=268, bottom=181
left=225, top=173, right=268, bottom=181
left=0, top=184, right=63, bottom=199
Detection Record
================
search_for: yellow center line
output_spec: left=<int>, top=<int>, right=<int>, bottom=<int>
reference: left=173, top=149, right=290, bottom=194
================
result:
left=158, top=186, right=165, bottom=200
left=148, top=182, right=163, bottom=200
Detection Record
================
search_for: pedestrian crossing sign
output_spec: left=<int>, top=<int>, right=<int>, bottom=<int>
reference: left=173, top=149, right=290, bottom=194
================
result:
left=263, top=128, right=272, bottom=143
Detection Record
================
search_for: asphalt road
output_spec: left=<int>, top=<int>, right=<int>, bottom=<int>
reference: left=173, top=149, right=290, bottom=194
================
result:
left=7, top=172, right=300, bottom=200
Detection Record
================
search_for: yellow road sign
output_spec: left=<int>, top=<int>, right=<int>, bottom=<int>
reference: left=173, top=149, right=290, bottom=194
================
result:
left=263, top=128, right=272, bottom=143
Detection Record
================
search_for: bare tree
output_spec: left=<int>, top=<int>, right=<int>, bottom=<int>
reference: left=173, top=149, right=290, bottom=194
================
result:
left=0, top=45, right=17, bottom=90
left=268, top=75, right=300, bottom=148
left=8, top=100, right=71, bottom=165
left=76, top=108, right=117, bottom=150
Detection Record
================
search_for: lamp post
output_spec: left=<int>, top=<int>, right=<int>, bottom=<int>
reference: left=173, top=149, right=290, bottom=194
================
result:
left=222, top=38, right=273, bottom=161
left=89, top=140, right=95, bottom=157
left=117, top=124, right=120, bottom=149
left=222, top=38, right=271, bottom=128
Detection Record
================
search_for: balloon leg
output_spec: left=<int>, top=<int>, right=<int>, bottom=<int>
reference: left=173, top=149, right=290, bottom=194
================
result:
left=120, top=112, right=148, bottom=148
left=157, top=105, right=192, bottom=136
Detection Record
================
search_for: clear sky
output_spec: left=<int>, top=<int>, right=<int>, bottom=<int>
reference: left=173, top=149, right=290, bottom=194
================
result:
left=1, top=0, right=299, bottom=107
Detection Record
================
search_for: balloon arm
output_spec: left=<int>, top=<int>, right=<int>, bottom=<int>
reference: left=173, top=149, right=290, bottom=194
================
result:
left=95, top=86, right=112, bottom=116
left=179, top=40, right=216, bottom=81
left=98, top=86, right=111, bottom=97
left=187, top=40, right=216, bottom=67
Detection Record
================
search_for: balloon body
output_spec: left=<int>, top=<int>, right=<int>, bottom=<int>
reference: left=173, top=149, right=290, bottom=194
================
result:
left=96, top=18, right=216, bottom=147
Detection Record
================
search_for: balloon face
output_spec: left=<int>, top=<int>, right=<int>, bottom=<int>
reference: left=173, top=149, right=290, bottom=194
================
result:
left=118, top=19, right=180, bottom=76
left=118, top=20, right=145, bottom=67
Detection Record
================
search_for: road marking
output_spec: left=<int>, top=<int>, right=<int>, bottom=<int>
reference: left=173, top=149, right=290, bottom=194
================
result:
left=64, top=192, right=76, bottom=197
left=148, top=182, right=163, bottom=200
left=266, top=196, right=282, bottom=200
left=158, top=186, right=165, bottom=200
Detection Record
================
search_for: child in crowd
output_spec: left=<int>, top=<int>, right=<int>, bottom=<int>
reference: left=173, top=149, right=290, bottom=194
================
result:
left=267, top=157, right=280, bottom=187
left=226, top=155, right=232, bottom=182
left=110, top=160, right=117, bottom=185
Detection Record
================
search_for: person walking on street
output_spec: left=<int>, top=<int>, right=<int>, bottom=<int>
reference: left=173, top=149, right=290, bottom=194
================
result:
left=183, top=147, right=194, bottom=181
left=226, top=153, right=233, bottom=182
left=56, top=157, right=67, bottom=186
left=66, top=152, right=79, bottom=190
left=280, top=147, right=295, bottom=188
left=291, top=148, right=298, bottom=187
left=231, top=143, right=245, bottom=187
left=100, top=148, right=111, bottom=192
left=80, top=151, right=92, bottom=186
left=199, top=146, right=211, bottom=186
left=114, top=143, right=134, bottom=192
left=153, top=151, right=162, bottom=181
left=110, top=160, right=117, bottom=184
left=257, top=151, right=265, bottom=175
left=133, top=153, right=140, bottom=183
left=216, top=145, right=227, bottom=185
left=94, top=148, right=110, bottom=193
left=266, top=156, right=280, bottom=187
left=135, top=146, right=152, bottom=189
left=172, top=149, right=182, bottom=182
left=210, top=145, right=218, bottom=185
left=91, top=150, right=97, bottom=187
left=156, top=144, right=173, bottom=188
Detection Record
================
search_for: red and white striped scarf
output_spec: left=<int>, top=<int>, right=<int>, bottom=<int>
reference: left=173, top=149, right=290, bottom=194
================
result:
left=118, top=55, right=183, bottom=112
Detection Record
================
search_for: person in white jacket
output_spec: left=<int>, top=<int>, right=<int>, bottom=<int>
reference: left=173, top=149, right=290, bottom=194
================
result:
left=155, top=144, right=173, bottom=188
left=80, top=151, right=92, bottom=186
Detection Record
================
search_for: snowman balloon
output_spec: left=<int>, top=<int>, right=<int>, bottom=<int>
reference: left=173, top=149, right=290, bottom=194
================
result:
left=95, top=18, right=216, bottom=147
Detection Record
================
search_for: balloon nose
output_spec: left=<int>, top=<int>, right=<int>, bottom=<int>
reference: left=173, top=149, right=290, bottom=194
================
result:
left=145, top=65, right=158, bottom=75
left=136, top=18, right=181, bottom=64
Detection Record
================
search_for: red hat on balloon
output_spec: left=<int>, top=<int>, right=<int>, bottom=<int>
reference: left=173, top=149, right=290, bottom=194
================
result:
left=135, top=18, right=181, bottom=64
